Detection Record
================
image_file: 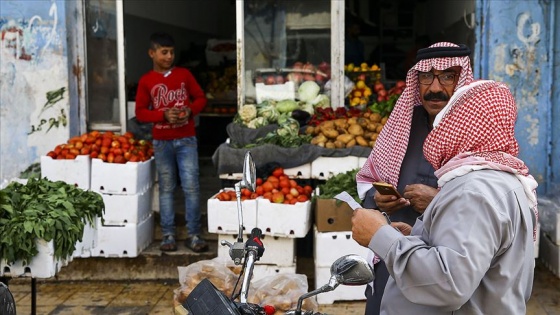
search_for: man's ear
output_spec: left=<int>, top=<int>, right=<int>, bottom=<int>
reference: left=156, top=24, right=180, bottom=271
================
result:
left=148, top=49, right=154, bottom=58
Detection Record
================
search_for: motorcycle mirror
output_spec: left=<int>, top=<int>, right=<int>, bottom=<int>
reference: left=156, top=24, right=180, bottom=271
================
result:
left=330, top=254, right=374, bottom=286
left=240, top=151, right=256, bottom=192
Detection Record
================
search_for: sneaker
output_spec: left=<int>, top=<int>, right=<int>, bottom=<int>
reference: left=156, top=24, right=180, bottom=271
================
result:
left=186, top=235, right=209, bottom=253
left=160, top=235, right=177, bottom=252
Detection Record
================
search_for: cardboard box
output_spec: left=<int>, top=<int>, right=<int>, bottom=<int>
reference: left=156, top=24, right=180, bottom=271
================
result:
left=315, top=198, right=354, bottom=232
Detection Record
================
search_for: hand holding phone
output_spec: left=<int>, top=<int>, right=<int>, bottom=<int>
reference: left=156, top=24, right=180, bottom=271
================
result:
left=372, top=182, right=402, bottom=198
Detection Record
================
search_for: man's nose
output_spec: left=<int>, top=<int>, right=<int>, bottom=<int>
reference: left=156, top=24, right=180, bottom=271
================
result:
left=428, top=76, right=444, bottom=92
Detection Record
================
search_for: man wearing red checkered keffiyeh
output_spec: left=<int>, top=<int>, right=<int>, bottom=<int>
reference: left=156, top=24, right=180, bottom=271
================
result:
left=352, top=80, right=538, bottom=314
left=355, top=42, right=474, bottom=315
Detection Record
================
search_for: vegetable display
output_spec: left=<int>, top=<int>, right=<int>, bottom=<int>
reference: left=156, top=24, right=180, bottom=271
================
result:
left=0, top=178, right=105, bottom=264
left=45, top=131, right=154, bottom=163
left=315, top=168, right=361, bottom=204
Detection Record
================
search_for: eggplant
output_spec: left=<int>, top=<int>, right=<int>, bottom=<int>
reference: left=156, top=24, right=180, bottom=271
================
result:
left=291, top=109, right=311, bottom=126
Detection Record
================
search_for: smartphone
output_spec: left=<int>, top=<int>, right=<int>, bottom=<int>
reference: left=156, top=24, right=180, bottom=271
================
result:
left=372, top=182, right=402, bottom=198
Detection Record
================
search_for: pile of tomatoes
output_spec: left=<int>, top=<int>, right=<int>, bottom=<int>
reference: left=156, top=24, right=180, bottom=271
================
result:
left=45, top=131, right=154, bottom=163
left=215, top=167, right=313, bottom=204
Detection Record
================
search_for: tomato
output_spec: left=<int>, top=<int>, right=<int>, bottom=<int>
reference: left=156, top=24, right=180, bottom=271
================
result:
left=262, top=182, right=274, bottom=193
left=255, top=186, right=264, bottom=196
left=46, top=151, right=57, bottom=159
left=279, top=179, right=290, bottom=189
left=250, top=193, right=258, bottom=199
left=297, top=195, right=309, bottom=202
left=281, top=187, right=291, bottom=196
left=289, top=179, right=298, bottom=188
left=263, top=192, right=273, bottom=202
left=272, top=167, right=284, bottom=178
left=303, top=185, right=313, bottom=196
left=256, top=178, right=263, bottom=186
left=242, top=188, right=251, bottom=197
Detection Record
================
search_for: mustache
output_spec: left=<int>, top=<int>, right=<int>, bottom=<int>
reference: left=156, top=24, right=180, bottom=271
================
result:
left=424, top=92, right=449, bottom=101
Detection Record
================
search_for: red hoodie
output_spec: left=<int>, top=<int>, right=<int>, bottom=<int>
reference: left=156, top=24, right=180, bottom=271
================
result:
left=135, top=67, right=207, bottom=140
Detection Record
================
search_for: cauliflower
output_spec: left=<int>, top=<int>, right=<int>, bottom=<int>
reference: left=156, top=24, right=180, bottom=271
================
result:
left=238, top=104, right=257, bottom=123
left=247, top=117, right=269, bottom=129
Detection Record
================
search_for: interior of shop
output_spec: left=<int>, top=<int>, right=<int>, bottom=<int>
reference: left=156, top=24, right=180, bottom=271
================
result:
left=88, top=0, right=474, bottom=157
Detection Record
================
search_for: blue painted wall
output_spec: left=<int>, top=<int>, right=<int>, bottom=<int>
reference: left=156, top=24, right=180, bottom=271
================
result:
left=475, top=0, right=557, bottom=195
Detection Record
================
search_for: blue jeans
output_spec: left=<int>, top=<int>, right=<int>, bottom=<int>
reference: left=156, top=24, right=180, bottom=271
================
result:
left=153, top=136, right=201, bottom=237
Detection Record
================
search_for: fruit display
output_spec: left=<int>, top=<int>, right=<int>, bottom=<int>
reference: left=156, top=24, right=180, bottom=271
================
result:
left=214, top=167, right=313, bottom=204
left=344, top=62, right=382, bottom=107
left=305, top=110, right=388, bottom=149
left=45, top=131, right=154, bottom=163
left=254, top=61, right=331, bottom=87
left=205, top=66, right=237, bottom=100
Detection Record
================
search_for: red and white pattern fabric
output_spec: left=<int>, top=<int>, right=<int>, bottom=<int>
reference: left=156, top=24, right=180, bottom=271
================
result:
left=424, top=80, right=539, bottom=239
left=356, top=42, right=474, bottom=198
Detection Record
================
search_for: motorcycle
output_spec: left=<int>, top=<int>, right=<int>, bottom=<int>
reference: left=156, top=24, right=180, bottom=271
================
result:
left=182, top=152, right=374, bottom=315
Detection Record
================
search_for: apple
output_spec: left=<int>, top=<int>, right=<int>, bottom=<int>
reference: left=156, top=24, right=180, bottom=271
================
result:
left=265, top=76, right=276, bottom=85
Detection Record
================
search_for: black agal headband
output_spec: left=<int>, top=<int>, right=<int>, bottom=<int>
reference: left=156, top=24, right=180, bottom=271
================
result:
left=416, top=44, right=471, bottom=62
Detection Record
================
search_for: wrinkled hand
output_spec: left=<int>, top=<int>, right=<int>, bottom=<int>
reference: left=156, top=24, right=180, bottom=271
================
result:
left=374, top=190, right=409, bottom=215
left=403, top=184, right=438, bottom=213
left=352, top=208, right=388, bottom=247
left=391, top=222, right=412, bottom=235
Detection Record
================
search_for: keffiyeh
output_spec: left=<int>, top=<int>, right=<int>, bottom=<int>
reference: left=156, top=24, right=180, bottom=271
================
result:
left=356, top=42, right=474, bottom=199
left=424, top=80, right=539, bottom=239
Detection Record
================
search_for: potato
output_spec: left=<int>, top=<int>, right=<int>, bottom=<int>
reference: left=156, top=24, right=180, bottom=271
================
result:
left=334, top=140, right=345, bottom=148
left=376, top=124, right=384, bottom=133
left=369, top=112, right=382, bottom=123
left=370, top=133, right=379, bottom=141
left=357, top=117, right=369, bottom=128
left=346, top=139, right=357, bottom=148
left=347, top=117, right=358, bottom=125
left=366, top=123, right=378, bottom=132
left=325, top=141, right=336, bottom=149
left=381, top=116, right=389, bottom=125
left=320, top=120, right=335, bottom=129
left=356, top=136, right=369, bottom=147
left=334, top=118, right=348, bottom=129
left=321, top=127, right=339, bottom=139
left=348, top=124, right=364, bottom=136
left=311, top=134, right=327, bottom=145
left=336, top=134, right=355, bottom=144
left=305, top=126, right=315, bottom=135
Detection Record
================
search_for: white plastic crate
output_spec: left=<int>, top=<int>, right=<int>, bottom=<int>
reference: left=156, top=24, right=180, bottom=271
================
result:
left=90, top=157, right=155, bottom=195
left=311, top=156, right=360, bottom=180
left=539, top=231, right=560, bottom=278
left=257, top=199, right=312, bottom=238
left=0, top=239, right=65, bottom=278
left=252, top=264, right=297, bottom=282
left=101, top=187, right=153, bottom=225
left=207, top=189, right=258, bottom=234
left=255, top=81, right=296, bottom=104
left=313, top=227, right=372, bottom=268
left=217, top=234, right=296, bottom=266
left=358, top=157, right=367, bottom=168
left=91, top=214, right=154, bottom=258
left=40, top=155, right=91, bottom=190
left=284, top=163, right=312, bottom=179
left=72, top=219, right=98, bottom=258
left=315, top=266, right=367, bottom=304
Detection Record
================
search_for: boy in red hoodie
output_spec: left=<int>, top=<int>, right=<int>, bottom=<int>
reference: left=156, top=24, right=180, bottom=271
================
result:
left=136, top=32, right=208, bottom=252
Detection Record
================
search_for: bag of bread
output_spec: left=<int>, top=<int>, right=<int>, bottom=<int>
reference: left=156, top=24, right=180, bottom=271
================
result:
left=173, top=258, right=238, bottom=307
left=247, top=273, right=318, bottom=313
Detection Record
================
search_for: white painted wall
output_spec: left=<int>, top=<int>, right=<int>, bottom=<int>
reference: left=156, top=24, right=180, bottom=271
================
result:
left=0, top=0, right=71, bottom=183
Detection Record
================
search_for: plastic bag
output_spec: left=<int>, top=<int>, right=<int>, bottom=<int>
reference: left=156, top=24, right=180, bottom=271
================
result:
left=173, top=258, right=238, bottom=308
left=247, top=273, right=319, bottom=314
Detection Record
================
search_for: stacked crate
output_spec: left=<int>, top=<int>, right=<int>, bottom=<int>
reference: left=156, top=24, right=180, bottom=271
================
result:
left=208, top=180, right=312, bottom=281
left=89, top=158, right=155, bottom=258
left=40, top=155, right=97, bottom=259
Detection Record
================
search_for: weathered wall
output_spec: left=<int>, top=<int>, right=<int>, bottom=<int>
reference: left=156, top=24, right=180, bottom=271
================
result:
left=0, top=0, right=70, bottom=182
left=475, top=0, right=556, bottom=194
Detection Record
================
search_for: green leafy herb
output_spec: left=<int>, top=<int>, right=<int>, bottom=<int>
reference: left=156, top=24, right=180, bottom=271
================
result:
left=0, top=178, right=105, bottom=265
left=315, top=168, right=361, bottom=204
